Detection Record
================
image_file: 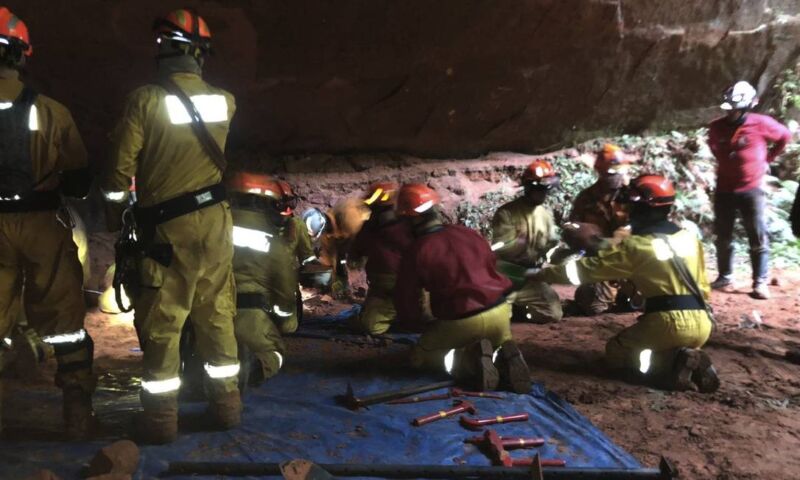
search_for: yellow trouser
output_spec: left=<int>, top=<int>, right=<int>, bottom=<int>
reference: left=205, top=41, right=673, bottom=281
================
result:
left=235, top=306, right=285, bottom=380
left=133, top=204, right=239, bottom=402
left=349, top=273, right=397, bottom=335
left=411, top=302, right=513, bottom=371
left=605, top=310, right=713, bottom=372
left=0, top=211, right=93, bottom=392
left=511, top=280, right=563, bottom=323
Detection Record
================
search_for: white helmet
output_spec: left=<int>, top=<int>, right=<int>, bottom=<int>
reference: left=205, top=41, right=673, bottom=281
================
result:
left=721, top=81, right=758, bottom=111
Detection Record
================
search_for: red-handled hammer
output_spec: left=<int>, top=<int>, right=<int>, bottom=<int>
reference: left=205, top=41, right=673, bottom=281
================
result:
left=459, top=413, right=529, bottom=430
left=412, top=400, right=476, bottom=426
left=480, top=430, right=566, bottom=468
left=450, top=387, right=505, bottom=400
left=464, top=435, right=545, bottom=449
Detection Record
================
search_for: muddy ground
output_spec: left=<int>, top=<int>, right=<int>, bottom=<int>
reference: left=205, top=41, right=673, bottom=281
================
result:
left=3, top=262, right=800, bottom=479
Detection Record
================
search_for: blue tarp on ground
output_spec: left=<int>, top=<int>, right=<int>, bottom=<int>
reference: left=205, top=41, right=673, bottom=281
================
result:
left=0, top=307, right=641, bottom=479
left=0, top=373, right=641, bottom=479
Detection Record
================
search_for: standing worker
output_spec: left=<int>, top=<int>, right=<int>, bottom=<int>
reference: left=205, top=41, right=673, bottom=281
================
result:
left=102, top=9, right=240, bottom=444
left=348, top=182, right=414, bottom=334
left=708, top=81, right=792, bottom=299
left=394, top=184, right=531, bottom=393
left=568, top=143, right=634, bottom=314
left=529, top=176, right=719, bottom=392
left=491, top=160, right=562, bottom=324
left=0, top=7, right=95, bottom=440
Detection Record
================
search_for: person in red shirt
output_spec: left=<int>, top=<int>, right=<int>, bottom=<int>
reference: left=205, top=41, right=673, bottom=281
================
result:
left=348, top=182, right=415, bottom=334
left=707, top=81, right=792, bottom=299
left=393, top=183, right=531, bottom=393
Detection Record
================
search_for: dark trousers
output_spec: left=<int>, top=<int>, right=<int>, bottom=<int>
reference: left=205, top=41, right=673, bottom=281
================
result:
left=714, top=188, right=769, bottom=283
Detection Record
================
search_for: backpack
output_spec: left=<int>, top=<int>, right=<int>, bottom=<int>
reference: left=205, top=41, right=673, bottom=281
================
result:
left=0, top=86, right=37, bottom=198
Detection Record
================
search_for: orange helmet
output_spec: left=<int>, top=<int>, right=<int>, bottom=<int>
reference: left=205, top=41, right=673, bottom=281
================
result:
left=153, top=9, right=212, bottom=57
left=396, top=184, right=440, bottom=217
left=0, top=7, right=32, bottom=58
left=521, top=159, right=559, bottom=189
left=363, top=182, right=399, bottom=207
left=595, top=144, right=631, bottom=175
left=227, top=172, right=297, bottom=216
left=625, top=175, right=675, bottom=207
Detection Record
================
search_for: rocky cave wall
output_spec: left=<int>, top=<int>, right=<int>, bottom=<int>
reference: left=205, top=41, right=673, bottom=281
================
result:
left=9, top=0, right=800, bottom=160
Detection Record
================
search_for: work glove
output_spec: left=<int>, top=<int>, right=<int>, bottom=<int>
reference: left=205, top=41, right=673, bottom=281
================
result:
left=561, top=222, right=604, bottom=255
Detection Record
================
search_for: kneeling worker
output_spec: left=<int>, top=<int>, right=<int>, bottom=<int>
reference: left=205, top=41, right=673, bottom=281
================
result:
left=348, top=182, right=414, bottom=334
left=491, top=160, right=562, bottom=323
left=394, top=184, right=531, bottom=393
left=529, top=175, right=719, bottom=392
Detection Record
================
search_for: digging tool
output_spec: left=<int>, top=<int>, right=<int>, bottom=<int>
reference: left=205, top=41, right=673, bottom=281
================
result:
left=166, top=458, right=679, bottom=479
left=465, top=435, right=545, bottom=448
left=338, top=380, right=455, bottom=410
left=412, top=400, right=476, bottom=426
left=386, top=392, right=451, bottom=405
left=450, top=387, right=505, bottom=399
left=478, top=430, right=565, bottom=468
left=460, top=413, right=529, bottom=430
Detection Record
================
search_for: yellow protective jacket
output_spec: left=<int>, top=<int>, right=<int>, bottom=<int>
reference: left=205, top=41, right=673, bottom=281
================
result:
left=491, top=198, right=558, bottom=268
left=536, top=223, right=711, bottom=325
left=103, top=73, right=235, bottom=206
left=0, top=76, right=87, bottom=187
left=232, top=208, right=315, bottom=309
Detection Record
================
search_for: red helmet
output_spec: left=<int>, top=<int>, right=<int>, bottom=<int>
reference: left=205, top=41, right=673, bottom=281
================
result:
left=396, top=184, right=440, bottom=217
left=594, top=144, right=631, bottom=174
left=0, top=7, right=32, bottom=57
left=626, top=175, right=675, bottom=207
left=227, top=172, right=297, bottom=216
left=521, top=159, right=559, bottom=189
left=363, top=182, right=399, bottom=207
left=153, top=9, right=212, bottom=56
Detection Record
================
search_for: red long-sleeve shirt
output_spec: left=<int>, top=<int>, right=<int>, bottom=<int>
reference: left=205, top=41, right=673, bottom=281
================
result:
left=395, top=224, right=512, bottom=324
left=708, top=113, right=792, bottom=193
left=350, top=218, right=414, bottom=276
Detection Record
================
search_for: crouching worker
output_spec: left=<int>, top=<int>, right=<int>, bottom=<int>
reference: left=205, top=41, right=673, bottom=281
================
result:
left=229, top=173, right=314, bottom=386
left=528, top=175, right=719, bottom=393
left=394, top=184, right=532, bottom=393
left=348, top=182, right=414, bottom=334
left=491, top=160, right=562, bottom=324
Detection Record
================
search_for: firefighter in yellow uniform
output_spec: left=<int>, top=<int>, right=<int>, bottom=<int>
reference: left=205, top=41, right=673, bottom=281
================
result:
left=568, top=144, right=634, bottom=314
left=530, top=175, right=719, bottom=392
left=228, top=173, right=314, bottom=385
left=102, top=10, right=240, bottom=443
left=491, top=160, right=562, bottom=324
left=0, top=8, right=95, bottom=440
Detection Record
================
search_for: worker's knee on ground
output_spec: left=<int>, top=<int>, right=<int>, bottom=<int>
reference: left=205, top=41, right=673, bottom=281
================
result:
left=512, top=302, right=562, bottom=323
left=350, top=295, right=395, bottom=335
left=604, top=336, right=632, bottom=370
left=409, top=345, right=445, bottom=372
left=253, top=351, right=283, bottom=380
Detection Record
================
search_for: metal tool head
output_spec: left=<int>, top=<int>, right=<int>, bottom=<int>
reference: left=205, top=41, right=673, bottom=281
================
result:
left=451, top=387, right=504, bottom=399
left=454, top=399, right=477, bottom=414
left=340, top=382, right=363, bottom=410
left=482, top=430, right=513, bottom=467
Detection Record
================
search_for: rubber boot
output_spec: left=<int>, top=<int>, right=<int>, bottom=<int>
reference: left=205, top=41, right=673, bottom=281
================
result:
left=452, top=339, right=499, bottom=392
left=208, top=390, right=242, bottom=430
left=139, top=393, right=178, bottom=444
left=63, top=386, right=96, bottom=441
left=494, top=340, right=532, bottom=394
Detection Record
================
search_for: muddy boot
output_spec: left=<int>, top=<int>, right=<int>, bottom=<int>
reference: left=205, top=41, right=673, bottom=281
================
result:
left=451, top=339, right=499, bottom=392
left=138, top=394, right=178, bottom=444
left=63, top=387, right=96, bottom=441
left=690, top=350, right=720, bottom=394
left=208, top=390, right=242, bottom=430
left=494, top=340, right=532, bottom=394
left=667, top=348, right=720, bottom=393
